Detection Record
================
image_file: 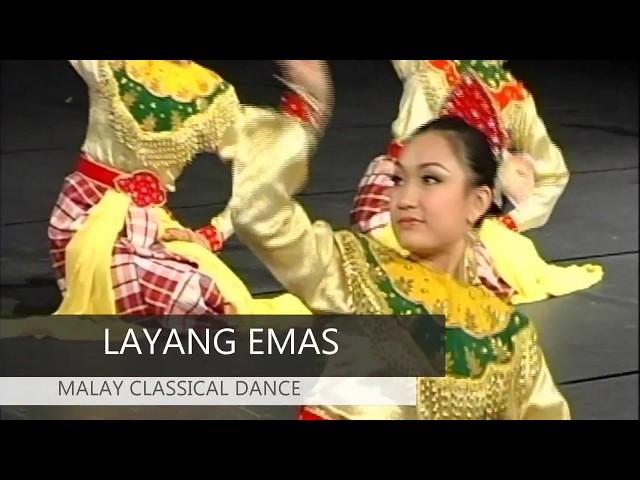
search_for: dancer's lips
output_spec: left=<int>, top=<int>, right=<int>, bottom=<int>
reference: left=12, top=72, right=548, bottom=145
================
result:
left=397, top=216, right=425, bottom=227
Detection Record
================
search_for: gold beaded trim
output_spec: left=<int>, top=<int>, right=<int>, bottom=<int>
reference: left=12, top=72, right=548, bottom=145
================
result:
left=513, top=323, right=543, bottom=409
left=334, top=231, right=392, bottom=315
left=417, top=63, right=453, bottom=118
left=502, top=97, right=525, bottom=145
left=366, top=236, right=513, bottom=337
left=417, top=324, right=542, bottom=419
left=96, top=60, right=241, bottom=170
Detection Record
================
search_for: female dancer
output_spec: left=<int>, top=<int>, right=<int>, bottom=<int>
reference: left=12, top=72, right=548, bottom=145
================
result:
left=229, top=70, right=570, bottom=419
left=49, top=60, right=330, bottom=319
left=351, top=60, right=602, bottom=304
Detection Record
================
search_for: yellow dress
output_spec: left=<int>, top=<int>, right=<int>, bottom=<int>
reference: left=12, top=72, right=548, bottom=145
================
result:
left=228, top=118, right=571, bottom=420
left=363, top=60, right=602, bottom=304
left=0, top=60, right=310, bottom=341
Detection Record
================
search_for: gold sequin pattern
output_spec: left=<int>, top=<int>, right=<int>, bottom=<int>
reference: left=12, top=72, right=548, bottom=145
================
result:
left=315, top=233, right=544, bottom=420
left=334, top=231, right=392, bottom=314
left=502, top=98, right=525, bottom=146
left=416, top=324, right=541, bottom=419
left=514, top=324, right=543, bottom=408
left=367, top=238, right=513, bottom=337
left=95, top=61, right=241, bottom=173
left=418, top=64, right=453, bottom=115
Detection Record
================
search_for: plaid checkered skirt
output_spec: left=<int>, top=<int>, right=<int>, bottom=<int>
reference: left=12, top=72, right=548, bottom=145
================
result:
left=49, top=172, right=227, bottom=320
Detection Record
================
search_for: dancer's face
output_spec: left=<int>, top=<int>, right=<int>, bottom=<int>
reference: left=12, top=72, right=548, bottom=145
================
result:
left=389, top=131, right=492, bottom=259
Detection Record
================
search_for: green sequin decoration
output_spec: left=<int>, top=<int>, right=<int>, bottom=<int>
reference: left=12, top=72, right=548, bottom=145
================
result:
left=356, top=233, right=529, bottom=379
left=453, top=60, right=513, bottom=89
left=113, top=67, right=231, bottom=133
left=445, top=311, right=530, bottom=378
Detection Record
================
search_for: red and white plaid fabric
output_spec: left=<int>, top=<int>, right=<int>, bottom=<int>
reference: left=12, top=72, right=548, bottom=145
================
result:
left=350, top=150, right=513, bottom=301
left=350, top=155, right=396, bottom=233
left=440, top=74, right=509, bottom=156
left=467, top=231, right=514, bottom=301
left=49, top=171, right=228, bottom=323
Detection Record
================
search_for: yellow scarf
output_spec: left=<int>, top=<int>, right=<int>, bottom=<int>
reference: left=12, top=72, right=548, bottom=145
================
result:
left=368, top=218, right=603, bottom=304
left=0, top=191, right=310, bottom=340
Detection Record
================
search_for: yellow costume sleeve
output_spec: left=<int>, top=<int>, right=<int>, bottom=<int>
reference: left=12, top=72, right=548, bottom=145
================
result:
left=228, top=107, right=351, bottom=314
left=518, top=354, right=571, bottom=420
left=206, top=94, right=330, bottom=242
left=390, top=61, right=434, bottom=141
left=503, top=324, right=571, bottom=419
left=479, top=217, right=603, bottom=304
left=161, top=105, right=322, bottom=316
left=507, top=94, right=570, bottom=231
left=202, top=105, right=270, bottom=241
left=68, top=60, right=101, bottom=86
left=391, top=60, right=422, bottom=81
